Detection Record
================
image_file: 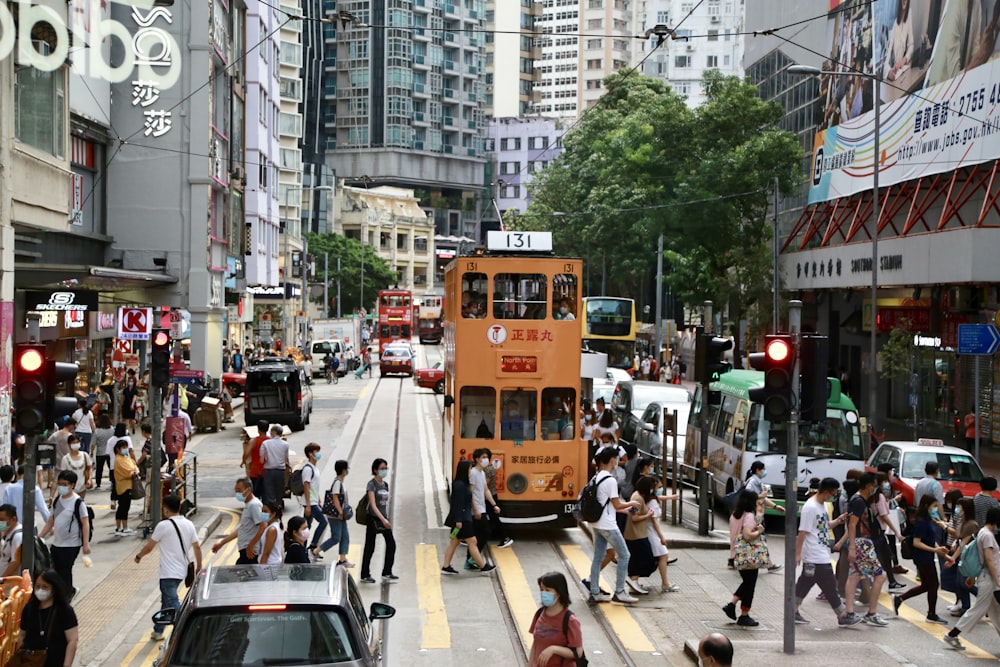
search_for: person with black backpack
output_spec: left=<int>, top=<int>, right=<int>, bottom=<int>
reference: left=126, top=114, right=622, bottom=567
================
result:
left=842, top=472, right=890, bottom=626
left=586, top=447, right=642, bottom=606
left=39, top=470, right=91, bottom=594
left=0, top=503, right=23, bottom=578
left=529, top=571, right=585, bottom=667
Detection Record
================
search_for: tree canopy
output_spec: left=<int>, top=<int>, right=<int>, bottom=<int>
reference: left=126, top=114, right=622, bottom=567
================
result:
left=304, top=232, right=397, bottom=316
left=522, top=70, right=803, bottom=337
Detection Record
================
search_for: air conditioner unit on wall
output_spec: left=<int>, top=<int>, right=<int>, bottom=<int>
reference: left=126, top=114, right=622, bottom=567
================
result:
left=686, top=44, right=694, bottom=51
left=711, top=15, right=720, bottom=23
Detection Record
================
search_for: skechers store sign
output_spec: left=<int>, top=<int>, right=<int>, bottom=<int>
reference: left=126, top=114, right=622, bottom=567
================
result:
left=0, top=0, right=180, bottom=88
left=25, top=290, right=98, bottom=312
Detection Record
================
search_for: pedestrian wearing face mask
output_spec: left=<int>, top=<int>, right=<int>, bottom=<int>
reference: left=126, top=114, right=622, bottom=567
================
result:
left=15, top=570, right=79, bottom=667
left=528, top=571, right=584, bottom=667
left=942, top=497, right=978, bottom=617
left=284, top=516, right=312, bottom=563
left=466, top=448, right=499, bottom=570
left=318, top=460, right=353, bottom=566
left=580, top=405, right=596, bottom=443
left=58, top=435, right=93, bottom=501
left=873, top=471, right=906, bottom=591
left=258, top=500, right=285, bottom=565
left=211, top=478, right=266, bottom=564
left=441, top=460, right=495, bottom=575
left=480, top=447, right=513, bottom=549
left=360, top=458, right=397, bottom=584
left=892, top=494, right=950, bottom=624
left=743, top=462, right=783, bottom=573
left=39, top=471, right=91, bottom=594
left=841, top=472, right=890, bottom=626
left=112, top=439, right=140, bottom=536
left=299, top=443, right=328, bottom=558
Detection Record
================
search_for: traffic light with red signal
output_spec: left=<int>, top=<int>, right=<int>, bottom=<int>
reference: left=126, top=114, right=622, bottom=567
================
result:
left=748, top=334, right=796, bottom=423
left=14, top=345, right=47, bottom=435
left=151, top=328, right=171, bottom=386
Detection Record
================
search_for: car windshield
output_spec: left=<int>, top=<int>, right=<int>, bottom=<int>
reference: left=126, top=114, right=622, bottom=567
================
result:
left=901, top=451, right=984, bottom=483
left=382, top=350, right=409, bottom=359
left=169, top=606, right=359, bottom=665
left=631, top=385, right=689, bottom=413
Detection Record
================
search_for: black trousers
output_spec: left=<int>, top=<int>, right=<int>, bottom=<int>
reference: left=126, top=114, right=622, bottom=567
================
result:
left=473, top=516, right=491, bottom=555
left=237, top=547, right=258, bottom=564
left=487, top=503, right=505, bottom=543
left=51, top=545, right=80, bottom=590
left=899, top=561, right=940, bottom=617
left=361, top=522, right=396, bottom=579
left=795, top=562, right=844, bottom=613
left=734, top=568, right=758, bottom=610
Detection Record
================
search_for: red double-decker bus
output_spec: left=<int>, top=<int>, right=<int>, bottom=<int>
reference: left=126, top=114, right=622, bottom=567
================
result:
left=377, top=289, right=413, bottom=355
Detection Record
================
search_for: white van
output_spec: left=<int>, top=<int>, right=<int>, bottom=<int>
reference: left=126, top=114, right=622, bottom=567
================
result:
left=311, top=339, right=346, bottom=377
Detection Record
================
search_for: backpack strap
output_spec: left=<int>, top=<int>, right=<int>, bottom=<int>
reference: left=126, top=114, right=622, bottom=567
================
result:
left=562, top=610, right=581, bottom=660
left=73, top=497, right=85, bottom=538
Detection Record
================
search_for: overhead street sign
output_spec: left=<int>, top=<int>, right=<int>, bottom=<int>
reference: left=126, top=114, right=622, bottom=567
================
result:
left=957, top=323, right=1000, bottom=355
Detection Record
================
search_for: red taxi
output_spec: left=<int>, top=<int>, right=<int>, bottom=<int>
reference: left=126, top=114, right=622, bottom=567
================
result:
left=222, top=371, right=246, bottom=397
left=866, top=438, right=1000, bottom=506
left=379, top=347, right=413, bottom=377
left=415, top=362, right=444, bottom=393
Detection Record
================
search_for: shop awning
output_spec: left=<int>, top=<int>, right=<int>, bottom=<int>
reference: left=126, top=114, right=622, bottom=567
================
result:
left=15, top=264, right=179, bottom=291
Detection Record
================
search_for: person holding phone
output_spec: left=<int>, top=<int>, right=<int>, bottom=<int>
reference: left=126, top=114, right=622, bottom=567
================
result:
left=441, top=459, right=495, bottom=575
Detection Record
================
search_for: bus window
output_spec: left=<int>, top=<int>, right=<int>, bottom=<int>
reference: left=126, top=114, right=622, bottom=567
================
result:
left=462, top=273, right=488, bottom=318
left=552, top=274, right=578, bottom=320
left=380, top=325, right=390, bottom=338
left=493, top=273, right=547, bottom=320
left=541, top=388, right=576, bottom=440
left=712, top=395, right=740, bottom=443
left=745, top=404, right=786, bottom=454
left=500, top=390, right=537, bottom=440
left=460, top=387, right=496, bottom=439
left=401, top=324, right=411, bottom=338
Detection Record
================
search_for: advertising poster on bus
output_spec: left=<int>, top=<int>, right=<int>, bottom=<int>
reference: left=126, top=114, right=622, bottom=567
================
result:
left=810, top=0, right=1000, bottom=204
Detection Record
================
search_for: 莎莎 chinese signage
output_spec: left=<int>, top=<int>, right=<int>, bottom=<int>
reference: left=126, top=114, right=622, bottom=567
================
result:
left=809, top=0, right=1000, bottom=203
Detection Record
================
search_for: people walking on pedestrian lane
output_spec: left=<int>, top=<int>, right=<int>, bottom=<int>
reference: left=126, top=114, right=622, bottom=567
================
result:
left=39, top=471, right=92, bottom=594
left=260, top=425, right=290, bottom=506
left=942, top=497, right=978, bottom=617
left=465, top=448, right=499, bottom=570
left=842, top=472, right=889, bottom=626
left=318, top=459, right=353, bottom=566
left=112, top=438, right=140, bottom=535
left=944, top=506, right=1000, bottom=650
left=625, top=475, right=678, bottom=594
left=92, top=413, right=114, bottom=489
left=792, top=477, right=861, bottom=627
left=243, top=420, right=268, bottom=500
left=0, top=504, right=23, bottom=578
left=360, top=458, right=398, bottom=584
left=441, top=460, right=495, bottom=576
left=105, top=423, right=134, bottom=511
left=258, top=499, right=285, bottom=565
left=528, top=571, right=584, bottom=667
left=874, top=466, right=906, bottom=586
left=892, top=493, right=951, bottom=624
left=72, top=397, right=96, bottom=455
left=724, top=490, right=766, bottom=627
left=284, top=516, right=312, bottom=564
left=480, top=447, right=513, bottom=549
left=211, top=478, right=266, bottom=564
left=586, top=446, right=642, bottom=605
left=58, top=435, right=92, bottom=502
left=134, top=494, right=202, bottom=642
left=299, top=443, right=328, bottom=557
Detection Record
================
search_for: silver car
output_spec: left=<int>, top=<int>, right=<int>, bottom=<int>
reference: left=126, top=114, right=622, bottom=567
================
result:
left=152, top=564, right=396, bottom=666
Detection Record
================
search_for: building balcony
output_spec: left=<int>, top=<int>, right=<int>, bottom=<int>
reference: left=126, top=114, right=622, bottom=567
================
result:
left=443, top=87, right=455, bottom=98
left=443, top=60, right=456, bottom=71
left=414, top=82, right=429, bottom=97
left=413, top=54, right=430, bottom=69
left=443, top=116, right=454, bottom=126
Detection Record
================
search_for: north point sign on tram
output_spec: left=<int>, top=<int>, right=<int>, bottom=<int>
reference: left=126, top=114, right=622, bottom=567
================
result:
left=0, top=0, right=180, bottom=88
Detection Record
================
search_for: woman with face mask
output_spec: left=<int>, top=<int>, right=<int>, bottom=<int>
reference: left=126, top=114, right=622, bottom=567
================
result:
left=942, top=496, right=979, bottom=617
left=284, top=516, right=312, bottom=563
left=105, top=423, right=133, bottom=512
left=113, top=439, right=139, bottom=535
left=528, top=571, right=584, bottom=667
left=121, top=376, right=139, bottom=434
left=360, top=457, right=397, bottom=584
left=15, top=570, right=79, bottom=667
left=872, top=471, right=906, bottom=592
left=58, top=435, right=93, bottom=501
left=258, top=500, right=285, bottom=565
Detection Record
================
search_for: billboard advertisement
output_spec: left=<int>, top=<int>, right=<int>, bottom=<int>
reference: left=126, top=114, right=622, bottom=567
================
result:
left=810, top=0, right=1000, bottom=203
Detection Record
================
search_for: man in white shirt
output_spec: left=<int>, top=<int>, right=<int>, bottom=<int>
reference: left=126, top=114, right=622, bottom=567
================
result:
left=3, top=465, right=51, bottom=525
left=135, top=494, right=202, bottom=641
left=260, top=425, right=289, bottom=505
left=39, top=470, right=91, bottom=593
left=587, top=446, right=642, bottom=606
left=0, top=504, right=23, bottom=578
left=793, top=477, right=860, bottom=627
left=466, top=449, right=500, bottom=570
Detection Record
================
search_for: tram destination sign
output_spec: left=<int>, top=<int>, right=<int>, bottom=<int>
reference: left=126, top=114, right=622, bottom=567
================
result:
left=957, top=324, right=1000, bottom=356
left=487, top=231, right=552, bottom=252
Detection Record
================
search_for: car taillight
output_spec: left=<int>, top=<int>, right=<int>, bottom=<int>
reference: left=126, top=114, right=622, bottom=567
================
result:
left=297, top=391, right=302, bottom=410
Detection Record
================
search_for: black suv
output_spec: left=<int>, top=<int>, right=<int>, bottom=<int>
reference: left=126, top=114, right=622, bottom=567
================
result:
left=243, top=359, right=313, bottom=431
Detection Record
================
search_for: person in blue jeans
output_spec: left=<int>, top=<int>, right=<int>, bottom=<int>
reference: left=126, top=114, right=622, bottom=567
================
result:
left=319, top=459, right=354, bottom=567
left=587, top=446, right=642, bottom=605
left=300, top=443, right=328, bottom=560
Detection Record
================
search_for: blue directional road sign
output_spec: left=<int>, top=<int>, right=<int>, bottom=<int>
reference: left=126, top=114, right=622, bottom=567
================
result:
left=957, top=323, right=1000, bottom=355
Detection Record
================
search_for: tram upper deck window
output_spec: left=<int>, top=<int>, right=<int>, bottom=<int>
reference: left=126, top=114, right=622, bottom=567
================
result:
left=541, top=388, right=576, bottom=440
left=493, top=274, right=547, bottom=320
left=381, top=294, right=410, bottom=308
left=460, top=386, right=496, bottom=439
left=500, top=390, right=537, bottom=440
left=552, top=274, right=578, bottom=320
left=462, top=272, right=488, bottom=319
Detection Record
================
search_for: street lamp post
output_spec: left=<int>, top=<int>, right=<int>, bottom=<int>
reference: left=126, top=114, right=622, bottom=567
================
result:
left=788, top=65, right=880, bottom=434
left=282, top=185, right=333, bottom=347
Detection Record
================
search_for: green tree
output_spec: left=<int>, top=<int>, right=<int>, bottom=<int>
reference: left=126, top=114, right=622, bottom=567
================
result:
left=304, top=233, right=396, bottom=316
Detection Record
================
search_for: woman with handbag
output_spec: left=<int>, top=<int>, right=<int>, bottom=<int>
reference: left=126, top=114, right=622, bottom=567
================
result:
left=318, top=459, right=354, bottom=566
left=113, top=439, right=140, bottom=536
left=13, top=569, right=79, bottom=667
left=528, top=571, right=585, bottom=666
left=284, top=516, right=312, bottom=563
left=724, top=490, right=767, bottom=627
left=441, top=460, right=494, bottom=575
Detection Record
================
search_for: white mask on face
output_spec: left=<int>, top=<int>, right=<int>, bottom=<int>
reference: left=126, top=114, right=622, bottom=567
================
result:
left=299, top=529, right=311, bottom=542
left=35, top=589, right=52, bottom=602
left=480, top=458, right=490, bottom=468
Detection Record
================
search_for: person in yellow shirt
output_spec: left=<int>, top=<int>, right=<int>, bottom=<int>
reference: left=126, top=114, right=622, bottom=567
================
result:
left=113, top=440, right=140, bottom=536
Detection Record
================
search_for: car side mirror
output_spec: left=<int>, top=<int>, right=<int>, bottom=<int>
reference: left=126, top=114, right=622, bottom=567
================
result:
left=443, top=395, right=455, bottom=408
left=369, top=601, right=396, bottom=621
left=151, top=608, right=177, bottom=626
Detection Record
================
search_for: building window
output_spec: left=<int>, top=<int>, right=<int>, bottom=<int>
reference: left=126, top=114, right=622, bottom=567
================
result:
left=706, top=55, right=718, bottom=68
left=586, top=59, right=602, bottom=69
left=707, top=29, right=719, bottom=41
left=586, top=39, right=602, bottom=49
left=707, top=0, right=720, bottom=15
left=500, top=137, right=522, bottom=150
left=500, top=185, right=521, bottom=198
left=656, top=11, right=669, bottom=23
left=500, top=161, right=521, bottom=174
left=15, top=67, right=65, bottom=157
left=529, top=136, right=548, bottom=149
left=674, top=81, right=691, bottom=95
left=674, top=56, right=691, bottom=68
left=397, top=233, right=408, bottom=250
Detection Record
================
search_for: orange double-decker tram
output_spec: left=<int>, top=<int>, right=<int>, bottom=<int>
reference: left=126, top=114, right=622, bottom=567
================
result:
left=443, top=231, right=584, bottom=527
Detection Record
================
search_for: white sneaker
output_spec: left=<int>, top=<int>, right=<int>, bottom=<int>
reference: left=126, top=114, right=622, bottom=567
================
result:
left=947, top=603, right=962, bottom=613
left=625, top=578, right=648, bottom=595
left=612, top=591, right=638, bottom=604
left=120, top=528, right=136, bottom=535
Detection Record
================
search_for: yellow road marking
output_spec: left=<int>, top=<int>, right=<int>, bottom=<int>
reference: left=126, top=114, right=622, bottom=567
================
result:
left=415, top=544, right=450, bottom=649
left=493, top=545, right=540, bottom=651
left=559, top=544, right=656, bottom=652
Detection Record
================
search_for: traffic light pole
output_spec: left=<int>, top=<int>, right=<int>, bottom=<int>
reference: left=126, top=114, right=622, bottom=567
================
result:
left=783, top=299, right=802, bottom=655
left=22, top=434, right=38, bottom=576
left=698, top=301, right=712, bottom=536
left=150, top=384, right=163, bottom=524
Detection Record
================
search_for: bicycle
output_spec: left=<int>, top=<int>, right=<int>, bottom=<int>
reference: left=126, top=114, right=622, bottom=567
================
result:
left=326, top=368, right=338, bottom=384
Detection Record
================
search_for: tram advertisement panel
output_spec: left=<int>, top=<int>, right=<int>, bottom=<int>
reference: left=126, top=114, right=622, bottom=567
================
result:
left=811, top=0, right=1000, bottom=203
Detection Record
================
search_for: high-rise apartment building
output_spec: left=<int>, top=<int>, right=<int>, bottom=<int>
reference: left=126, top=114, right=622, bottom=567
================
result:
left=638, top=0, right=745, bottom=107
left=484, top=1, right=541, bottom=117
